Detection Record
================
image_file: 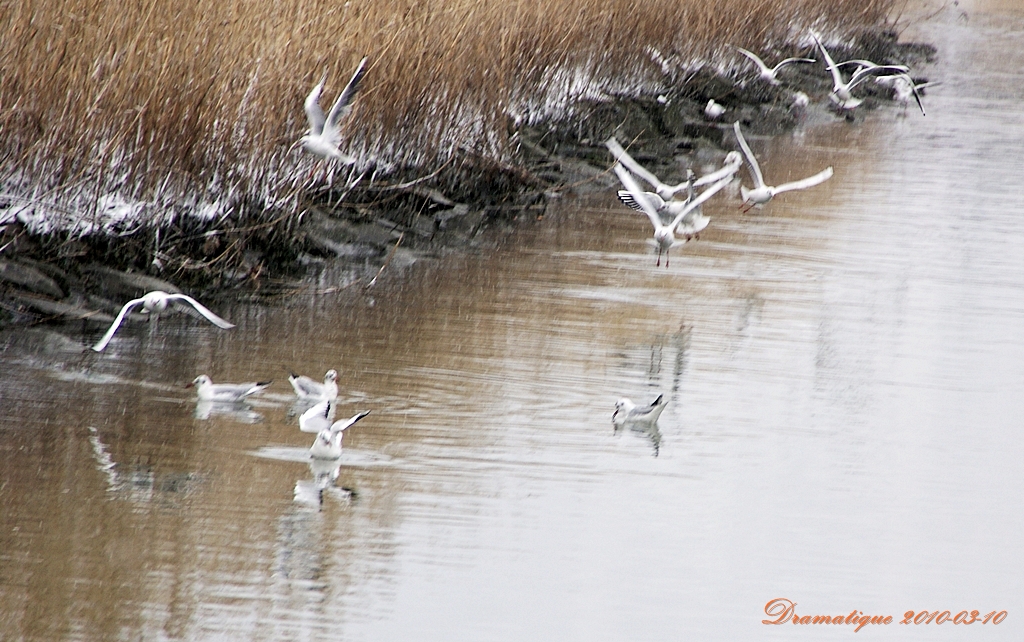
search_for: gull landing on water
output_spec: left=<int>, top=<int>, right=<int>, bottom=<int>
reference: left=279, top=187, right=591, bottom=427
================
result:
left=187, top=375, right=272, bottom=402
left=298, top=399, right=372, bottom=459
left=289, top=369, right=339, bottom=400
left=733, top=122, right=833, bottom=213
left=611, top=161, right=733, bottom=267
left=91, top=291, right=235, bottom=352
left=733, top=47, right=815, bottom=85
left=297, top=57, right=368, bottom=162
left=613, top=395, right=668, bottom=426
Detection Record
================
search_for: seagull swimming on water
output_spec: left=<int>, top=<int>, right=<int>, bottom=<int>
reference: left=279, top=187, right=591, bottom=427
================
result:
left=613, top=395, right=668, bottom=426
left=91, top=290, right=235, bottom=352
left=733, top=122, right=833, bottom=212
left=734, top=46, right=815, bottom=85
left=610, top=159, right=733, bottom=267
left=297, top=57, right=368, bottom=162
left=187, top=375, right=272, bottom=402
left=809, top=31, right=908, bottom=111
left=289, top=369, right=339, bottom=400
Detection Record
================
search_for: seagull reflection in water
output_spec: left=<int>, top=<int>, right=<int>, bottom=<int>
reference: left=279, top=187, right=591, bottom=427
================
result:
left=193, top=399, right=264, bottom=423
left=293, top=458, right=355, bottom=508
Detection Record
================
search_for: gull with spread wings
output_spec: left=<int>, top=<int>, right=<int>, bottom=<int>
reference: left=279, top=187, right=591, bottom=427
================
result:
left=733, top=122, right=833, bottom=213
left=296, top=57, right=368, bottom=162
left=734, top=46, right=815, bottom=85
left=609, top=154, right=733, bottom=267
left=91, top=290, right=235, bottom=352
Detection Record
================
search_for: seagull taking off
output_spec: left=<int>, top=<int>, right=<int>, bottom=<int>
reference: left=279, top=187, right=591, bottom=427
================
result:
left=889, top=74, right=940, bottom=116
left=733, top=122, right=833, bottom=212
left=91, top=290, right=235, bottom=352
left=309, top=409, right=371, bottom=460
left=289, top=369, right=339, bottom=400
left=297, top=57, right=368, bottom=162
left=613, top=395, right=668, bottom=426
left=734, top=47, right=815, bottom=85
left=611, top=160, right=733, bottom=267
left=187, top=375, right=272, bottom=402
left=809, top=31, right=908, bottom=111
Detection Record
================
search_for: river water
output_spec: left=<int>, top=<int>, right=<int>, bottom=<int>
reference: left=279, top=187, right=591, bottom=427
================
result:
left=2, top=2, right=1022, bottom=640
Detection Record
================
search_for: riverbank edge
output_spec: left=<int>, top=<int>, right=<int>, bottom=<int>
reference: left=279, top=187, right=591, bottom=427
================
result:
left=0, top=29, right=935, bottom=329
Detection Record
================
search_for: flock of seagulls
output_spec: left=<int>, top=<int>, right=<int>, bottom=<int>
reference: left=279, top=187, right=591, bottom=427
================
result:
left=92, top=298, right=365, bottom=462
left=86, top=34, right=933, bottom=462
left=608, top=29, right=932, bottom=425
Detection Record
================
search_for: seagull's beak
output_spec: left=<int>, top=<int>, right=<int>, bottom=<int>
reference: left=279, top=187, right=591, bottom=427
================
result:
left=184, top=381, right=195, bottom=388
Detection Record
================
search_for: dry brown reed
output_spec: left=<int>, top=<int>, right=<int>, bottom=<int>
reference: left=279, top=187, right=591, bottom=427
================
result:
left=0, top=0, right=897, bottom=232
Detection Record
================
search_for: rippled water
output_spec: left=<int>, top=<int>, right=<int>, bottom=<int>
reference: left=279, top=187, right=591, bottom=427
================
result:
left=2, top=3, right=1023, bottom=640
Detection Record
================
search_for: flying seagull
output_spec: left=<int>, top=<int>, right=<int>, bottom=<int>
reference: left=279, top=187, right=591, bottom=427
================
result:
left=91, top=291, right=235, bottom=352
left=297, top=56, right=368, bottom=162
left=733, top=121, right=833, bottom=212
left=734, top=46, right=815, bottom=85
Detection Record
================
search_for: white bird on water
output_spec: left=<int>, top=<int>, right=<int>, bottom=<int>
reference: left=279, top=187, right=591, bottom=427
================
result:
left=297, top=57, right=368, bottom=162
left=304, top=401, right=371, bottom=460
left=187, top=375, right=272, bottom=402
left=611, top=161, right=733, bottom=267
left=734, top=46, right=815, bottom=85
left=613, top=395, right=668, bottom=426
left=91, top=290, right=235, bottom=352
left=289, top=369, right=339, bottom=400
left=809, top=31, right=908, bottom=111
left=733, top=122, right=833, bottom=212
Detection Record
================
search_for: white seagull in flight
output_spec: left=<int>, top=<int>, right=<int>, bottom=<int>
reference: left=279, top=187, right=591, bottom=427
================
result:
left=611, top=160, right=733, bottom=267
left=297, top=56, right=368, bottom=162
left=733, top=122, right=833, bottom=212
left=809, top=31, right=908, bottom=111
left=734, top=47, right=815, bottom=85
left=91, top=290, right=235, bottom=352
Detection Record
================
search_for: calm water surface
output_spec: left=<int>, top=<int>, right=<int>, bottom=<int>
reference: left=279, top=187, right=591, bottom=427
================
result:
left=2, top=3, right=1023, bottom=640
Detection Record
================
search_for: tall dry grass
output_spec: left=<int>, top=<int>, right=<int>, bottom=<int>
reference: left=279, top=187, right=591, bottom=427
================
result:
left=0, top=0, right=897, bottom=233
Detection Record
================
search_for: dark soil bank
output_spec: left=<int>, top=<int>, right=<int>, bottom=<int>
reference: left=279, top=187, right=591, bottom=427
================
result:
left=0, top=30, right=935, bottom=330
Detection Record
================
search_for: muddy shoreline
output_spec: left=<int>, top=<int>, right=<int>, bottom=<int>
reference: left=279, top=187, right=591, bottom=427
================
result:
left=0, top=30, right=935, bottom=330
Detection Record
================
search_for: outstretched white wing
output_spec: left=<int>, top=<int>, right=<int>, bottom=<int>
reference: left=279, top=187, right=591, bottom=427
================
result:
left=732, top=122, right=765, bottom=190
left=772, top=56, right=816, bottom=72
left=304, top=71, right=328, bottom=135
left=773, top=166, right=834, bottom=195
left=735, top=47, right=772, bottom=76
left=91, top=297, right=145, bottom=352
left=323, top=56, right=368, bottom=141
left=330, top=410, right=371, bottom=435
left=810, top=31, right=845, bottom=92
left=612, top=164, right=663, bottom=232
left=166, top=294, right=235, bottom=329
left=605, top=137, right=676, bottom=195
left=667, top=174, right=732, bottom=231
left=693, top=152, right=742, bottom=187
left=617, top=189, right=666, bottom=214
